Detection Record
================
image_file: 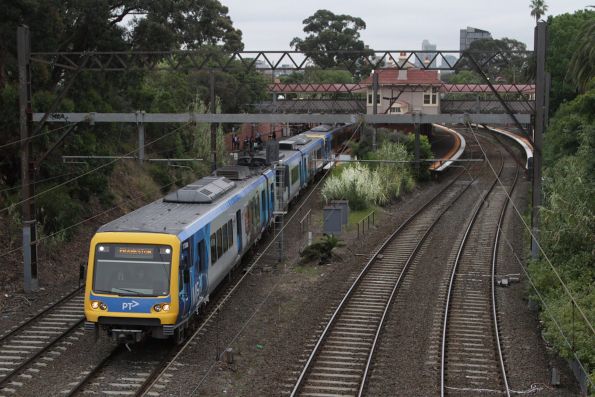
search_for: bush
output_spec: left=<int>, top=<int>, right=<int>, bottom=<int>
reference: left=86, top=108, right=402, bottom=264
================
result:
left=37, top=186, right=83, bottom=238
left=321, top=163, right=386, bottom=210
left=300, top=235, right=345, bottom=265
left=368, top=141, right=415, bottom=199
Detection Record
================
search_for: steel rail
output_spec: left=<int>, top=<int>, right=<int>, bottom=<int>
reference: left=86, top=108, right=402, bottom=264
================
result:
left=290, top=162, right=479, bottom=397
left=0, top=317, right=85, bottom=388
left=0, top=286, right=83, bottom=343
left=491, top=164, right=520, bottom=397
left=357, top=166, right=480, bottom=396
left=64, top=345, right=125, bottom=397
left=440, top=150, right=505, bottom=397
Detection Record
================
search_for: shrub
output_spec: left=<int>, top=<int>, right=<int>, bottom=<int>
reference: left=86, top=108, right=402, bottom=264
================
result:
left=37, top=186, right=83, bottom=238
left=321, top=163, right=386, bottom=210
left=300, top=235, right=345, bottom=265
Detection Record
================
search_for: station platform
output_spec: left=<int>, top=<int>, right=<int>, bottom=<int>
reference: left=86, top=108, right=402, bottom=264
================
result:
left=477, top=125, right=534, bottom=169
left=429, top=124, right=466, bottom=172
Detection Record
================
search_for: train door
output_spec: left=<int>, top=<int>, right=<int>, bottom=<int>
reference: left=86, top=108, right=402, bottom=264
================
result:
left=236, top=210, right=242, bottom=253
left=195, top=239, right=207, bottom=303
left=301, top=156, right=307, bottom=185
left=270, top=183, right=274, bottom=219
left=179, top=240, right=192, bottom=319
left=261, top=189, right=266, bottom=227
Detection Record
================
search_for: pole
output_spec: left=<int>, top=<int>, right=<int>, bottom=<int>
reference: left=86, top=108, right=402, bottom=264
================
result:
left=414, top=112, right=421, bottom=174
left=136, top=110, right=145, bottom=163
left=18, top=25, right=38, bottom=292
left=372, top=72, right=378, bottom=151
left=209, top=70, right=217, bottom=172
left=531, top=21, right=547, bottom=258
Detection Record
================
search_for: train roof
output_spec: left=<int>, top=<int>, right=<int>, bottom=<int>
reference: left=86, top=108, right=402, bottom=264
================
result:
left=98, top=169, right=273, bottom=239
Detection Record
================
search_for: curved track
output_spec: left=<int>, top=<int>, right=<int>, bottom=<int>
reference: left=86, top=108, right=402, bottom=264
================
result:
left=290, top=163, right=485, bottom=397
left=440, top=131, right=519, bottom=396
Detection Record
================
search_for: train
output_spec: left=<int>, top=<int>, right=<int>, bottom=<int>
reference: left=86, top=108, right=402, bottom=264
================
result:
left=83, top=124, right=353, bottom=343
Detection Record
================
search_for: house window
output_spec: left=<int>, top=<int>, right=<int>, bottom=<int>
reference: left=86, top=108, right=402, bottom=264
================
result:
left=423, top=87, right=438, bottom=105
left=367, top=93, right=380, bottom=105
left=390, top=106, right=402, bottom=114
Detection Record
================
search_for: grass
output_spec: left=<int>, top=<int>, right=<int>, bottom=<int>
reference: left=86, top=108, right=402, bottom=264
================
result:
left=294, top=264, right=322, bottom=277
left=348, top=207, right=376, bottom=225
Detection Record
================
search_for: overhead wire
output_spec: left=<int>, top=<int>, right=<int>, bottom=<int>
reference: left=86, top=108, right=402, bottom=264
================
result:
left=465, top=122, right=594, bottom=335
left=0, top=173, right=185, bottom=260
left=0, top=123, right=76, bottom=150
left=143, top=121, right=365, bottom=396
left=0, top=122, right=193, bottom=215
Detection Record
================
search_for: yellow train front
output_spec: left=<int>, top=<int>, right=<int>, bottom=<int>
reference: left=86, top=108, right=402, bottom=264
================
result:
left=84, top=232, right=183, bottom=343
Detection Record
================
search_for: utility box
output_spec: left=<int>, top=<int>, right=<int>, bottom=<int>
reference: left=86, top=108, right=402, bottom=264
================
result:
left=330, top=200, right=349, bottom=225
left=323, top=206, right=343, bottom=235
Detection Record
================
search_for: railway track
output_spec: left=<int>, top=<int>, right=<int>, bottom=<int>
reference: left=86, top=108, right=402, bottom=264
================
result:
left=63, top=165, right=325, bottom=396
left=440, top=138, right=519, bottom=396
left=289, top=161, right=489, bottom=397
left=0, top=289, right=85, bottom=394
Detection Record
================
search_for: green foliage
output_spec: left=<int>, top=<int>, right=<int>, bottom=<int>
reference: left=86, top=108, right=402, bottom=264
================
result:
left=528, top=85, right=595, bottom=379
left=290, top=9, right=373, bottom=76
left=529, top=0, right=549, bottom=23
left=445, top=70, right=483, bottom=84
left=322, top=163, right=386, bottom=210
left=568, top=17, right=595, bottom=92
left=367, top=141, right=415, bottom=198
left=280, top=69, right=354, bottom=84
left=36, top=185, right=83, bottom=238
left=546, top=10, right=595, bottom=114
left=544, top=85, right=595, bottom=166
left=459, top=38, right=530, bottom=83
left=299, top=234, right=345, bottom=265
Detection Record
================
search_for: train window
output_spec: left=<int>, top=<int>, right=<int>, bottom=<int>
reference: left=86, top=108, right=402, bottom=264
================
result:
left=291, top=166, right=299, bottom=185
left=227, top=220, right=233, bottom=247
left=261, top=190, right=266, bottom=214
left=217, top=228, right=223, bottom=258
left=222, top=223, right=228, bottom=253
left=210, top=233, right=217, bottom=265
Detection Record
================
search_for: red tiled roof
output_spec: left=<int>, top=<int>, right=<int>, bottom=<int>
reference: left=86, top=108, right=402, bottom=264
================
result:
left=360, top=69, right=441, bottom=86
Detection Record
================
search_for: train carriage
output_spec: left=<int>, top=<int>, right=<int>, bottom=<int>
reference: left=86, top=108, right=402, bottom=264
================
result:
left=84, top=123, right=352, bottom=343
left=84, top=170, right=274, bottom=343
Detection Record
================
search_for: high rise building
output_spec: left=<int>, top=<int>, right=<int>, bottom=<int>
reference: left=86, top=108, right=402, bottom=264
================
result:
left=459, top=27, right=492, bottom=50
left=418, top=39, right=438, bottom=68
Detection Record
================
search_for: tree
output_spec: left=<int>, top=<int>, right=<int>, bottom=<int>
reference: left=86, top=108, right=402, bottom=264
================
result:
left=458, top=38, right=530, bottom=83
left=290, top=10, right=373, bottom=75
left=546, top=10, right=595, bottom=114
left=131, top=0, right=243, bottom=52
left=567, top=16, right=595, bottom=92
left=529, top=0, right=548, bottom=23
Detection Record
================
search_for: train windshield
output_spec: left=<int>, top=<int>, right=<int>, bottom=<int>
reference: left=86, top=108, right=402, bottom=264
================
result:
left=92, top=244, right=172, bottom=296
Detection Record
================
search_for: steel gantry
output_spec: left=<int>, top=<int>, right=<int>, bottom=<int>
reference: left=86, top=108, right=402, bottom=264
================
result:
left=16, top=24, right=546, bottom=292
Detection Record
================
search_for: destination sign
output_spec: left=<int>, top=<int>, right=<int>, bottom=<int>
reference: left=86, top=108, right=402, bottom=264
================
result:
left=115, top=246, right=154, bottom=259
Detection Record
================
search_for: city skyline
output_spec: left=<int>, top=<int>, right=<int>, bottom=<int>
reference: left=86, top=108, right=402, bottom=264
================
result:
left=220, top=0, right=587, bottom=51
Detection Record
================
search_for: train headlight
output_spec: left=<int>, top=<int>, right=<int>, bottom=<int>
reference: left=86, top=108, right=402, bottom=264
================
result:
left=99, top=302, right=108, bottom=311
left=153, top=304, right=162, bottom=312
left=91, top=301, right=100, bottom=309
left=162, top=304, right=170, bottom=312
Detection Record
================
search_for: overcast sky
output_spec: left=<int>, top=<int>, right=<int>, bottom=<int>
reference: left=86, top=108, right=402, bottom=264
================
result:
left=221, top=0, right=589, bottom=51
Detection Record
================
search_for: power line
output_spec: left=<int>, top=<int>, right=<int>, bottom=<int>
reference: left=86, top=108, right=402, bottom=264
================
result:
left=0, top=175, right=184, bottom=260
left=0, top=122, right=192, bottom=215
left=0, top=123, right=75, bottom=150
left=466, top=122, right=594, bottom=335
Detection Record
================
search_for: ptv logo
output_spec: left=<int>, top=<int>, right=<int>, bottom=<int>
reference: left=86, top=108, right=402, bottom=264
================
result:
left=122, top=300, right=140, bottom=310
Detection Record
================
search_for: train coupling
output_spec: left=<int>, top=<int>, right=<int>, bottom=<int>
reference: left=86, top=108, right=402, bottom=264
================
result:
left=111, top=328, right=144, bottom=344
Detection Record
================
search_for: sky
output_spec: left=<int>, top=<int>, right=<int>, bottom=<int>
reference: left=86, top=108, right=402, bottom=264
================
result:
left=221, top=0, right=590, bottom=51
